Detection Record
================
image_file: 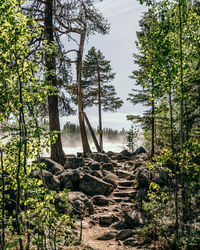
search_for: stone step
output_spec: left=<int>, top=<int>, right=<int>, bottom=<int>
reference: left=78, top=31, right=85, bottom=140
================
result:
left=113, top=191, right=134, bottom=198
left=118, top=186, right=135, bottom=191
left=118, top=180, right=134, bottom=187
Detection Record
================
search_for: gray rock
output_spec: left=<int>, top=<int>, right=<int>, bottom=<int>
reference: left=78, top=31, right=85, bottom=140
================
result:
left=123, top=210, right=146, bottom=226
left=116, top=229, right=135, bottom=240
left=103, top=173, right=118, bottom=188
left=99, top=213, right=114, bottom=225
left=133, top=146, right=147, bottom=155
left=79, top=174, right=114, bottom=196
left=135, top=167, right=150, bottom=188
left=101, top=163, right=114, bottom=172
left=91, top=170, right=103, bottom=179
left=40, top=157, right=64, bottom=175
left=116, top=170, right=131, bottom=179
left=120, top=149, right=132, bottom=158
left=67, top=191, right=94, bottom=214
left=107, top=151, right=115, bottom=157
left=64, top=157, right=83, bottom=169
left=39, top=169, right=60, bottom=190
left=153, top=168, right=170, bottom=187
left=29, top=169, right=41, bottom=179
left=112, top=221, right=133, bottom=230
left=96, top=231, right=116, bottom=240
left=88, top=160, right=101, bottom=171
left=92, top=195, right=109, bottom=206
left=58, top=170, right=80, bottom=190
left=131, top=189, right=147, bottom=201
left=92, top=153, right=111, bottom=163
left=115, top=154, right=124, bottom=161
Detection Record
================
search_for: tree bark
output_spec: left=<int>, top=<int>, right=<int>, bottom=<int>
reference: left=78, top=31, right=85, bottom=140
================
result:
left=151, top=79, right=155, bottom=159
left=44, top=0, right=65, bottom=165
left=97, top=67, right=103, bottom=151
left=77, top=31, right=91, bottom=154
left=84, top=112, right=101, bottom=152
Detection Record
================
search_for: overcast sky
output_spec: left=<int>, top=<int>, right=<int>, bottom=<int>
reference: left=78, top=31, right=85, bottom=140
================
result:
left=61, top=0, right=147, bottom=130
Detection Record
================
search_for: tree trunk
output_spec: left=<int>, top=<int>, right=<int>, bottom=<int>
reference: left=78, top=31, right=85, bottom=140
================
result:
left=77, top=31, right=91, bottom=154
left=84, top=112, right=101, bottom=152
left=44, top=0, right=65, bottom=165
left=0, top=150, right=5, bottom=249
left=97, top=68, right=103, bottom=151
left=168, top=76, right=174, bottom=154
left=151, top=79, right=155, bottom=159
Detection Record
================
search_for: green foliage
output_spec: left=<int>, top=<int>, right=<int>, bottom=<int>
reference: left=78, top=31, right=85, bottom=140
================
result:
left=0, top=1, right=76, bottom=248
left=141, top=139, right=200, bottom=248
left=125, top=119, right=139, bottom=153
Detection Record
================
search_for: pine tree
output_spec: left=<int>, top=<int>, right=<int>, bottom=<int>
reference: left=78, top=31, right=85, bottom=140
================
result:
left=82, top=47, right=123, bottom=150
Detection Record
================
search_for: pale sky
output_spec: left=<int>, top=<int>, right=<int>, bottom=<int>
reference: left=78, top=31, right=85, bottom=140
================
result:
left=61, top=0, right=147, bottom=131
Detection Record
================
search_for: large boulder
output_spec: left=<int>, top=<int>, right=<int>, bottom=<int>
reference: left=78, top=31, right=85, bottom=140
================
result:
left=103, top=173, right=118, bottom=188
left=120, top=149, right=132, bottom=158
left=101, top=163, right=114, bottom=172
left=91, top=195, right=110, bottom=206
left=90, top=170, right=103, bottom=179
left=39, top=169, right=61, bottom=190
left=123, top=210, right=146, bottom=226
left=96, top=231, right=116, bottom=240
left=133, top=146, right=147, bottom=156
left=115, top=229, right=135, bottom=240
left=88, top=160, right=101, bottom=171
left=152, top=167, right=170, bottom=187
left=79, top=174, right=114, bottom=196
left=40, top=157, right=64, bottom=175
left=58, top=170, right=80, bottom=190
left=64, top=157, right=83, bottom=169
left=135, top=167, right=150, bottom=188
left=67, top=191, right=94, bottom=214
left=91, top=153, right=111, bottom=163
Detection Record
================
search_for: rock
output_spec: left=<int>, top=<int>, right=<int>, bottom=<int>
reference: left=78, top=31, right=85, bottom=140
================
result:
left=91, top=170, right=103, bottom=179
left=67, top=191, right=94, bottom=214
left=123, top=210, right=146, bottom=226
left=123, top=237, right=137, bottom=246
left=133, top=146, right=147, bottom=155
left=88, top=160, right=101, bottom=171
left=107, top=151, right=115, bottom=157
left=29, top=169, right=41, bottom=179
left=102, top=163, right=114, bottom=172
left=116, top=229, right=135, bottom=240
left=64, top=157, right=83, bottom=169
left=92, top=195, right=109, bottom=206
left=116, top=170, right=131, bottom=179
left=92, top=153, right=111, bottom=163
left=58, top=170, right=80, bottom=190
left=40, top=157, right=64, bottom=175
left=99, top=213, right=113, bottom=225
left=103, top=173, right=118, bottom=188
left=83, top=166, right=92, bottom=174
left=96, top=231, right=116, bottom=240
left=120, top=149, right=132, bottom=158
left=153, top=168, right=170, bottom=187
left=131, top=189, right=147, bottom=201
left=79, top=174, right=114, bottom=196
left=115, top=154, right=124, bottom=161
left=112, top=221, right=133, bottom=230
left=39, top=169, right=60, bottom=190
left=135, top=167, right=150, bottom=188
left=74, top=221, right=90, bottom=229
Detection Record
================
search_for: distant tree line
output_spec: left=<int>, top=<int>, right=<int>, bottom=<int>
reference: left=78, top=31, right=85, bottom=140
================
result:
left=62, top=122, right=126, bottom=147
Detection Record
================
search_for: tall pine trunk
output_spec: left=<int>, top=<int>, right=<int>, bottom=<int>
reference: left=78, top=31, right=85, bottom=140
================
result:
left=151, top=79, right=155, bottom=159
left=97, top=68, right=103, bottom=151
left=77, top=31, right=91, bottom=154
left=44, top=0, right=65, bottom=165
left=179, top=0, right=188, bottom=224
